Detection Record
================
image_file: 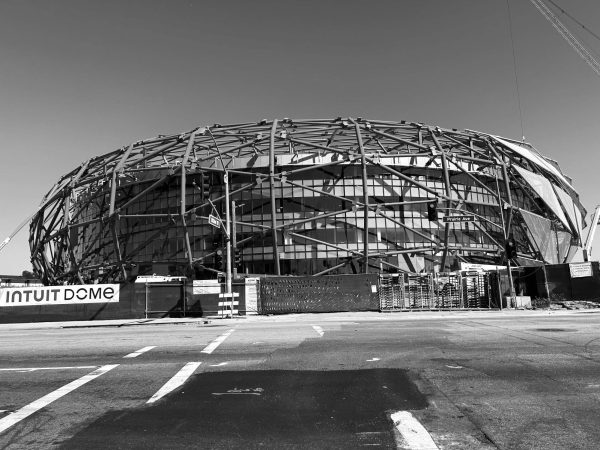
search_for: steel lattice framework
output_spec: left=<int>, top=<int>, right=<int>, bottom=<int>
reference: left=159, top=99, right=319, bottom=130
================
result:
left=30, top=118, right=586, bottom=285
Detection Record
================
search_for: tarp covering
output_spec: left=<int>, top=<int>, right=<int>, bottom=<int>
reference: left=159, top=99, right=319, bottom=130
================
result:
left=514, top=165, right=570, bottom=231
left=520, top=209, right=558, bottom=264
left=556, top=230, right=572, bottom=264
left=566, top=245, right=582, bottom=264
left=493, top=137, right=573, bottom=190
left=553, top=185, right=583, bottom=240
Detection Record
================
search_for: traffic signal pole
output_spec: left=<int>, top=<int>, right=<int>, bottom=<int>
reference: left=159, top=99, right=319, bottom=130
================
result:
left=224, top=171, right=233, bottom=316
left=232, top=200, right=237, bottom=279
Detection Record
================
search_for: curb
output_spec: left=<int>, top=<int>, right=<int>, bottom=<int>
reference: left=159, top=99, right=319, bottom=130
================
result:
left=0, top=308, right=597, bottom=331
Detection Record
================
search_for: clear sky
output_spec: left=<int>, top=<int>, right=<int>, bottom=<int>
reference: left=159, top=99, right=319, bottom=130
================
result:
left=1, top=0, right=599, bottom=274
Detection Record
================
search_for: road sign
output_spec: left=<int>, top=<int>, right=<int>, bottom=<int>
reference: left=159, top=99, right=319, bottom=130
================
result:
left=443, top=215, right=476, bottom=223
left=208, top=214, right=221, bottom=228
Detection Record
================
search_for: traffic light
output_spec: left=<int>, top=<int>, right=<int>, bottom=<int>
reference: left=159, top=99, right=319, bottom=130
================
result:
left=505, top=238, right=517, bottom=259
left=200, top=171, right=211, bottom=200
left=215, top=248, right=224, bottom=270
left=234, top=248, right=241, bottom=267
left=427, top=200, right=438, bottom=221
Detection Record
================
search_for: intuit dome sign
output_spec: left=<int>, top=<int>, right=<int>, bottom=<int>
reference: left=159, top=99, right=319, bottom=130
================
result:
left=0, top=285, right=120, bottom=307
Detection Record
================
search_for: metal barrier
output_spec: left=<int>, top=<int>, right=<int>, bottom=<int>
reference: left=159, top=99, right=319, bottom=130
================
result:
left=433, top=273, right=462, bottom=308
left=379, top=274, right=406, bottom=310
left=379, top=272, right=492, bottom=311
left=461, top=271, right=490, bottom=308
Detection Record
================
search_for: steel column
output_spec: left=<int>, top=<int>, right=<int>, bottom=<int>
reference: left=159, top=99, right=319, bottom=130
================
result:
left=269, top=120, right=281, bottom=275
left=431, top=129, right=453, bottom=272
left=353, top=121, right=370, bottom=273
left=181, top=131, right=199, bottom=268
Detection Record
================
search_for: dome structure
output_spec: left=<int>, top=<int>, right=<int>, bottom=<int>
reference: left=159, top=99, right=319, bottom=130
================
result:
left=30, top=118, right=586, bottom=284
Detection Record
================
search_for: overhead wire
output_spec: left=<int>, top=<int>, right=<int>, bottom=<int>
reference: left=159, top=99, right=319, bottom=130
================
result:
left=546, top=0, right=600, bottom=45
left=505, top=0, right=526, bottom=142
left=529, top=0, right=600, bottom=77
left=544, top=0, right=600, bottom=63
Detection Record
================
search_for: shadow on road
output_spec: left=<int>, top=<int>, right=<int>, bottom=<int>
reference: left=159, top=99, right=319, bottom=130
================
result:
left=61, top=369, right=427, bottom=449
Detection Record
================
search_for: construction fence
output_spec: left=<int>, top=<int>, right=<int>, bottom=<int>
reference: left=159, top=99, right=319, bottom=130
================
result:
left=4, top=267, right=565, bottom=323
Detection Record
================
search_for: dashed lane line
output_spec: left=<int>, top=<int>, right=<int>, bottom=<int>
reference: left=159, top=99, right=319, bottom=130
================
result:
left=312, top=325, right=324, bottom=337
left=0, top=364, right=119, bottom=434
left=147, top=362, right=201, bottom=404
left=123, top=346, right=156, bottom=358
left=0, top=366, right=97, bottom=372
left=390, top=411, right=439, bottom=449
left=201, top=329, right=234, bottom=354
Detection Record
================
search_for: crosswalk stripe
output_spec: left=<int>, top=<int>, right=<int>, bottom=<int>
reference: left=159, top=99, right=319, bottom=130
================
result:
left=123, top=346, right=156, bottom=358
left=201, top=329, right=234, bottom=354
left=0, top=364, right=119, bottom=434
left=390, top=411, right=439, bottom=449
left=147, top=362, right=201, bottom=404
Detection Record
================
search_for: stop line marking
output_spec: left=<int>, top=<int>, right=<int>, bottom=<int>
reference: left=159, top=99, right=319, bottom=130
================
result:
left=147, top=362, right=202, bottom=404
left=390, top=411, right=439, bottom=449
left=123, top=346, right=156, bottom=358
left=0, top=364, right=119, bottom=434
left=201, top=329, right=234, bottom=354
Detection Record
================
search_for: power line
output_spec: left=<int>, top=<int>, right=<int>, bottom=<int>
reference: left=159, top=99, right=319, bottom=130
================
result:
left=530, top=0, right=600, bottom=78
left=546, top=0, right=600, bottom=45
left=506, top=0, right=526, bottom=141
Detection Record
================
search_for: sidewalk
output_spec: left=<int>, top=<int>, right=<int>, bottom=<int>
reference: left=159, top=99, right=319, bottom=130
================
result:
left=1, top=307, right=598, bottom=331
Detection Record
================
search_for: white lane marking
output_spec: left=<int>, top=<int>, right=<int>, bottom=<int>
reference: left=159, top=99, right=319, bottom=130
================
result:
left=201, top=329, right=234, bottom=354
left=445, top=365, right=463, bottom=369
left=390, top=411, right=439, bottom=449
left=312, top=325, right=324, bottom=337
left=210, top=362, right=228, bottom=367
left=0, top=366, right=97, bottom=372
left=0, top=364, right=119, bottom=434
left=123, top=346, right=156, bottom=358
left=147, top=362, right=201, bottom=404
left=366, top=358, right=380, bottom=362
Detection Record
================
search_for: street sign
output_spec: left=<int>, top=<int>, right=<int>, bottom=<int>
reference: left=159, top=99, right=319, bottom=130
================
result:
left=443, top=215, right=476, bottom=223
left=208, top=214, right=221, bottom=228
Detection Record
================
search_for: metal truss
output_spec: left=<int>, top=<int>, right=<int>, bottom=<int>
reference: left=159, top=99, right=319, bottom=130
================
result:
left=29, top=118, right=585, bottom=284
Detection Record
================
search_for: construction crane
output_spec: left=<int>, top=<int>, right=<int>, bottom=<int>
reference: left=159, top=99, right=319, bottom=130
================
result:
left=0, top=209, right=41, bottom=253
left=529, top=0, right=600, bottom=77
left=529, top=0, right=600, bottom=261
left=583, top=205, right=600, bottom=262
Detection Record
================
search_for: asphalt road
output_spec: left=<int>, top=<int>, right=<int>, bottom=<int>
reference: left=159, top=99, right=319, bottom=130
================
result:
left=0, top=311, right=599, bottom=449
